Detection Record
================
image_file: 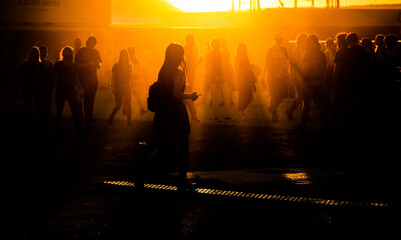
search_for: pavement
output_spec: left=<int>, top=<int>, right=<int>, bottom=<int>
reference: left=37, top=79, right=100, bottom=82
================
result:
left=2, top=85, right=398, bottom=239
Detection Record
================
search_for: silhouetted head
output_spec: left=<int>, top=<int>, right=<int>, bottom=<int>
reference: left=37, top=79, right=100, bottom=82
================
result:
left=361, top=38, right=374, bottom=52
left=295, top=32, right=307, bottom=49
left=346, top=33, right=359, bottom=48
left=60, top=46, right=73, bottom=62
left=159, top=43, right=185, bottom=81
left=306, top=34, right=320, bottom=50
left=335, top=32, right=348, bottom=49
left=39, top=45, right=48, bottom=61
left=375, top=34, right=385, bottom=47
left=118, top=49, right=130, bottom=65
left=273, top=33, right=284, bottom=45
left=384, top=34, right=398, bottom=49
left=27, top=46, right=40, bottom=63
left=211, top=38, right=220, bottom=50
left=325, top=38, right=336, bottom=52
left=164, top=43, right=185, bottom=69
left=86, top=36, right=97, bottom=48
left=74, top=38, right=82, bottom=50
left=236, top=42, right=247, bottom=57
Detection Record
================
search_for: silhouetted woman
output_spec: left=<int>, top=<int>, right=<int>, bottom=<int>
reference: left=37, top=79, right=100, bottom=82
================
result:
left=20, top=46, right=44, bottom=128
left=127, top=46, right=147, bottom=116
left=108, top=49, right=133, bottom=126
left=234, top=42, right=256, bottom=118
left=146, top=43, right=200, bottom=192
left=263, top=33, right=289, bottom=122
left=54, top=46, right=84, bottom=138
left=299, top=34, right=327, bottom=129
left=205, top=38, right=230, bottom=107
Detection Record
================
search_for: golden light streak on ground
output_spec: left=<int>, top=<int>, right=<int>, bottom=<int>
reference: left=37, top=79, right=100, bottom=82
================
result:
left=103, top=180, right=391, bottom=208
left=283, top=172, right=312, bottom=185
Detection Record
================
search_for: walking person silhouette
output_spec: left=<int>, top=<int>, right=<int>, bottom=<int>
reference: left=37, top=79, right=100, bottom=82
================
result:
left=205, top=38, right=230, bottom=108
left=54, top=46, right=85, bottom=138
left=298, top=34, right=327, bottom=129
left=75, top=35, right=101, bottom=127
left=234, top=42, right=257, bottom=118
left=20, top=46, right=44, bottom=130
left=127, top=46, right=147, bottom=116
left=345, top=32, right=371, bottom=132
left=108, top=49, right=133, bottom=126
left=142, top=43, right=200, bottom=192
left=263, top=33, right=289, bottom=122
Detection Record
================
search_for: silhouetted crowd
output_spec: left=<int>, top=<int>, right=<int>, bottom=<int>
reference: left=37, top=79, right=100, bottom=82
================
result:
left=19, top=36, right=102, bottom=139
left=17, top=32, right=401, bottom=140
left=261, top=31, right=401, bottom=134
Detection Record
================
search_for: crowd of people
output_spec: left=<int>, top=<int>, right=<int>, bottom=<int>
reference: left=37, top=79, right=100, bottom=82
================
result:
left=15, top=31, right=401, bottom=191
left=263, top=31, right=401, bottom=132
left=18, top=31, right=401, bottom=139
left=20, top=36, right=102, bottom=138
left=168, top=31, right=401, bottom=134
left=184, top=31, right=401, bottom=133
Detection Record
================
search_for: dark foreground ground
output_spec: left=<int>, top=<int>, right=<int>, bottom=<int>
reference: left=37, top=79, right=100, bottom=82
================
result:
left=2, top=87, right=399, bottom=239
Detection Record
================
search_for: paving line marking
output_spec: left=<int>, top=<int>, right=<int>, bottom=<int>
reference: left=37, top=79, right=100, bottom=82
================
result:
left=103, top=181, right=390, bottom=208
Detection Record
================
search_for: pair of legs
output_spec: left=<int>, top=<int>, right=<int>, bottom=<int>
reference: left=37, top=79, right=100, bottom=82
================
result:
left=300, top=84, right=329, bottom=127
left=139, top=130, right=191, bottom=192
left=130, top=81, right=147, bottom=115
left=81, top=80, right=98, bottom=126
left=268, top=78, right=287, bottom=122
left=237, top=80, right=254, bottom=118
left=109, top=87, right=132, bottom=125
left=22, top=88, right=46, bottom=130
left=54, top=89, right=85, bottom=138
left=210, top=82, right=226, bottom=107
left=286, top=79, right=303, bottom=120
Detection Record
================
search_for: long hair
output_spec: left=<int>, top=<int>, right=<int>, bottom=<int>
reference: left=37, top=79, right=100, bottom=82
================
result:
left=118, top=49, right=131, bottom=66
left=235, top=42, right=250, bottom=66
left=158, top=43, right=186, bottom=82
left=306, top=34, right=321, bottom=50
left=295, top=32, right=307, bottom=48
left=27, top=46, right=40, bottom=63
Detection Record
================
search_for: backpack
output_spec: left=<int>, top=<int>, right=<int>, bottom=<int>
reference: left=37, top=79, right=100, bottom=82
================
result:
left=147, top=80, right=166, bottom=113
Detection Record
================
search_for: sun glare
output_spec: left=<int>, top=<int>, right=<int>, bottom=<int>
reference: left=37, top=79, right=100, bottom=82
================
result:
left=165, top=0, right=233, bottom=12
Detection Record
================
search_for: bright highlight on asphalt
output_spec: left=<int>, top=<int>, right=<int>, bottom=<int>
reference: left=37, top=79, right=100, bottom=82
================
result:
left=104, top=181, right=390, bottom=208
